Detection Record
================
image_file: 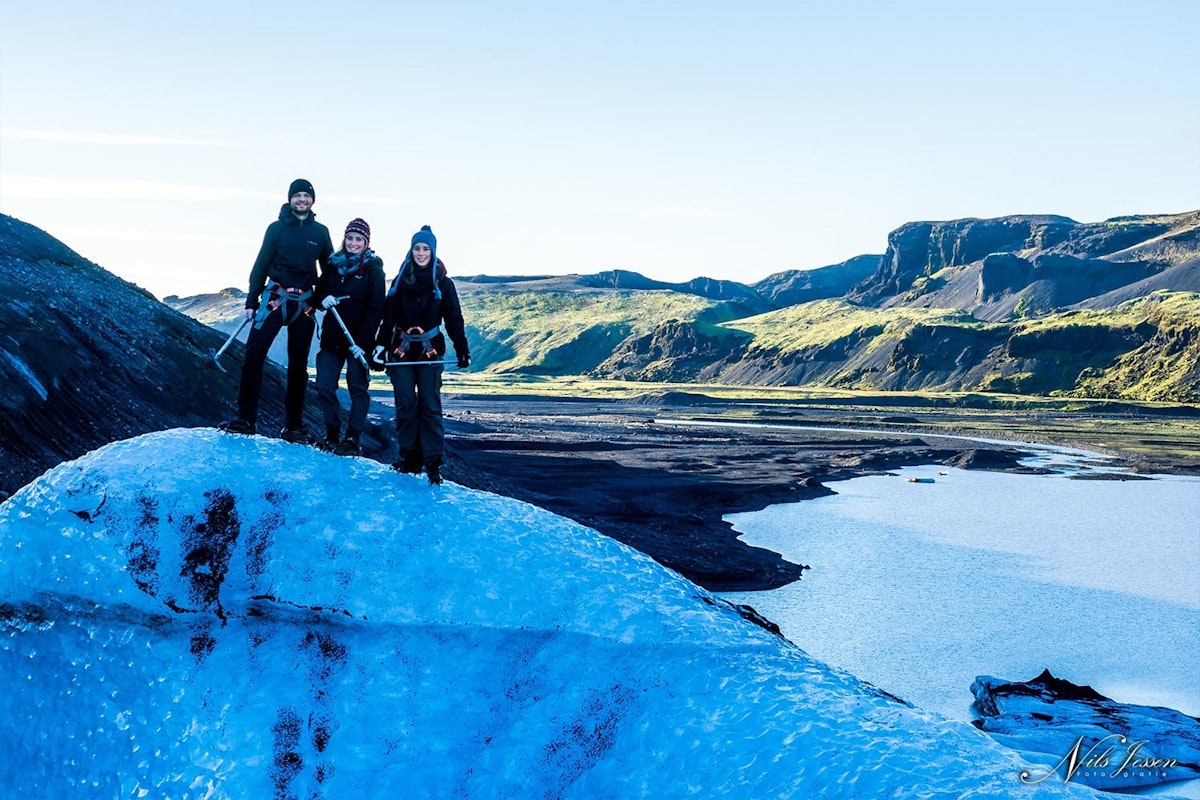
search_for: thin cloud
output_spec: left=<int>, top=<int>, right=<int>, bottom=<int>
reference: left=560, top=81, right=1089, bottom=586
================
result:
left=323, top=194, right=416, bottom=206
left=0, top=127, right=240, bottom=147
left=56, top=227, right=257, bottom=246
left=642, top=206, right=732, bottom=220
left=3, top=175, right=413, bottom=206
left=2, top=175, right=274, bottom=202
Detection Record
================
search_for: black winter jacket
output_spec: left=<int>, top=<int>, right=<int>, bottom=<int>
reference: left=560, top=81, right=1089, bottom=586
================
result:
left=316, top=249, right=386, bottom=351
left=376, top=258, right=469, bottom=361
left=245, top=204, right=334, bottom=310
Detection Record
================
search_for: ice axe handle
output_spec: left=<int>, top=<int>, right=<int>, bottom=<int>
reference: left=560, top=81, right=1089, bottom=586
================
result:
left=381, top=359, right=458, bottom=367
left=326, top=305, right=370, bottom=368
left=212, top=317, right=250, bottom=372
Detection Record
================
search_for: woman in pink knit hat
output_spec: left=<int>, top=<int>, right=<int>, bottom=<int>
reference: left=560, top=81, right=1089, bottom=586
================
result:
left=312, top=217, right=386, bottom=455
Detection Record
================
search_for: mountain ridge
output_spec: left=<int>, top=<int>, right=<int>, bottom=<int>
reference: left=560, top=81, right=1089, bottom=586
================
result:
left=163, top=210, right=1200, bottom=401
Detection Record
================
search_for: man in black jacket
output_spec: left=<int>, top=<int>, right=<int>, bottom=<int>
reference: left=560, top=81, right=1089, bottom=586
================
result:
left=222, top=178, right=333, bottom=440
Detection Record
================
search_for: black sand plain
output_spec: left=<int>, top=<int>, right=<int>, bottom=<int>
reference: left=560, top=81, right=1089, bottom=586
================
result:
left=363, top=391, right=1200, bottom=593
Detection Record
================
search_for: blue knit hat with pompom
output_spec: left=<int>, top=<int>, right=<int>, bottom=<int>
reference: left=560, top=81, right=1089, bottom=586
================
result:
left=411, top=225, right=436, bottom=251
left=401, top=225, right=441, bottom=299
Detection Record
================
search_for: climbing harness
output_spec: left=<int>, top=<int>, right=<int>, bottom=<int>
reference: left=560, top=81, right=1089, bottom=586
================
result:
left=399, top=325, right=441, bottom=360
left=254, top=283, right=313, bottom=328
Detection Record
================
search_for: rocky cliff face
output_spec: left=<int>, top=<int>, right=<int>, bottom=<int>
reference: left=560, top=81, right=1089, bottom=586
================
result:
left=852, top=216, right=1078, bottom=304
left=853, top=212, right=1200, bottom=319
left=755, top=254, right=882, bottom=307
left=973, top=253, right=1162, bottom=320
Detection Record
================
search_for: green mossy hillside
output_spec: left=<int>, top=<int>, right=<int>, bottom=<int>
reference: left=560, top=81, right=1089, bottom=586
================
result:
left=455, top=288, right=1200, bottom=402
left=710, top=292, right=1200, bottom=401
left=462, top=289, right=717, bottom=374
left=1064, top=293, right=1200, bottom=402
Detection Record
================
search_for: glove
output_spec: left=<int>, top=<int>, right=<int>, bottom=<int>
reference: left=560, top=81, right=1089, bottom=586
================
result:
left=372, top=345, right=386, bottom=363
left=349, top=344, right=365, bottom=360
left=243, top=307, right=256, bottom=321
left=321, top=295, right=339, bottom=309
left=457, top=352, right=470, bottom=369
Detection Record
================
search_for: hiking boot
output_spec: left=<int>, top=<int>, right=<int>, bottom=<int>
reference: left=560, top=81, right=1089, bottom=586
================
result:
left=425, top=462, right=443, bottom=486
left=221, top=417, right=255, bottom=435
left=393, top=451, right=422, bottom=474
left=334, top=432, right=361, bottom=457
left=317, top=424, right=340, bottom=452
left=280, top=427, right=309, bottom=444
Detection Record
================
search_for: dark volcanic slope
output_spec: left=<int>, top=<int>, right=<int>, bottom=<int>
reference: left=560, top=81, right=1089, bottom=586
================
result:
left=0, top=214, right=384, bottom=496
left=163, top=286, right=320, bottom=368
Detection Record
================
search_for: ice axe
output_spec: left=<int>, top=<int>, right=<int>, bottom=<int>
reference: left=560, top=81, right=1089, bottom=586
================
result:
left=324, top=303, right=370, bottom=369
left=211, top=317, right=250, bottom=373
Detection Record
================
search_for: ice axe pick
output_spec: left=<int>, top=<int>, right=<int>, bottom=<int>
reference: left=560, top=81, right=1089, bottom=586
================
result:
left=211, top=317, right=250, bottom=374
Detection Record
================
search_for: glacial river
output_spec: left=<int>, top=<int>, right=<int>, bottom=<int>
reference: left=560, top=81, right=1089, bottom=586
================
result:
left=720, top=442, right=1200, bottom=723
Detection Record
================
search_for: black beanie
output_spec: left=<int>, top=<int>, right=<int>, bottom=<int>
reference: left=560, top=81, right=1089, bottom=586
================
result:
left=288, top=178, right=315, bottom=199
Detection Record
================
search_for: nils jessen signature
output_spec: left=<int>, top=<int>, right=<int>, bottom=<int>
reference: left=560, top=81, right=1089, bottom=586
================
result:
left=1020, top=733, right=1179, bottom=785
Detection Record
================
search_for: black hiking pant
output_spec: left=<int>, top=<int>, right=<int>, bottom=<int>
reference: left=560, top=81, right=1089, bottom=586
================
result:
left=315, top=348, right=370, bottom=435
left=388, top=362, right=444, bottom=466
left=237, top=309, right=315, bottom=430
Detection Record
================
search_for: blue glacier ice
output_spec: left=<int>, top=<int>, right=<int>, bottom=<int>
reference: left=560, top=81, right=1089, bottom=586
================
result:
left=0, top=428, right=1107, bottom=798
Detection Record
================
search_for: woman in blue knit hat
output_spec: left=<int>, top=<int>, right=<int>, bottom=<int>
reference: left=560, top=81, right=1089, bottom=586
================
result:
left=373, top=225, right=470, bottom=484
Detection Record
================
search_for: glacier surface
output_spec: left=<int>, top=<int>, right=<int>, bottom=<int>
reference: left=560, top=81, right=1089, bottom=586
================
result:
left=0, top=428, right=1105, bottom=798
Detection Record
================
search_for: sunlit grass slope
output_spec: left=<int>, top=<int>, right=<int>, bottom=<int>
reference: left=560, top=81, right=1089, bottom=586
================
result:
left=463, top=289, right=717, bottom=374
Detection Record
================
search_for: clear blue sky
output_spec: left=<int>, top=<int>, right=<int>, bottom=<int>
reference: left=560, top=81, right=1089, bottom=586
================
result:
left=2, top=0, right=1197, bottom=299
